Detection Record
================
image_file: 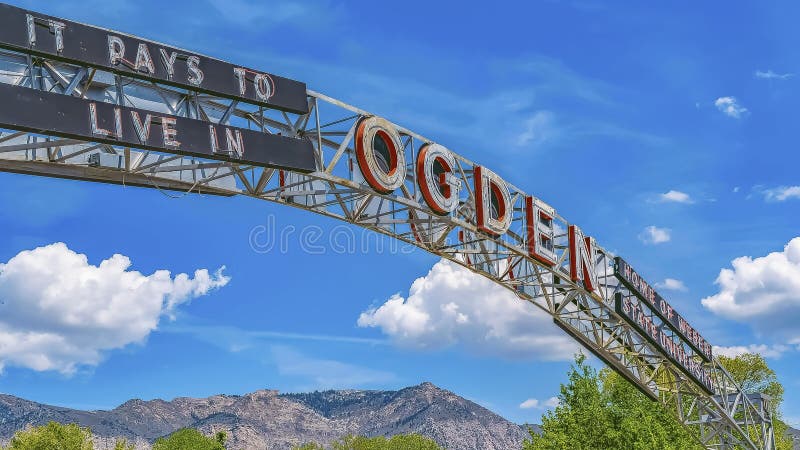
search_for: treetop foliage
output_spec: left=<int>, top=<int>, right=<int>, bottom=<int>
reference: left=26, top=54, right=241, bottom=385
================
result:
left=524, top=352, right=792, bottom=450
left=293, top=434, right=442, bottom=450
left=525, top=353, right=700, bottom=450
left=5, top=422, right=94, bottom=450
left=718, top=353, right=792, bottom=450
left=0, top=423, right=225, bottom=450
left=152, top=428, right=227, bottom=450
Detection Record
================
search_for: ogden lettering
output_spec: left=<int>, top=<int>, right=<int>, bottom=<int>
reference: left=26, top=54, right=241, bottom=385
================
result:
left=354, top=116, right=406, bottom=194
left=416, top=143, right=460, bottom=215
left=474, top=166, right=513, bottom=236
left=568, top=225, right=598, bottom=293
left=526, top=197, right=556, bottom=266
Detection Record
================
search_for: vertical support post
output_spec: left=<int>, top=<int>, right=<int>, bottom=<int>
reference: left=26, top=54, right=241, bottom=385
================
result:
left=115, top=74, right=124, bottom=106
left=27, top=55, right=39, bottom=90
left=313, top=97, right=323, bottom=169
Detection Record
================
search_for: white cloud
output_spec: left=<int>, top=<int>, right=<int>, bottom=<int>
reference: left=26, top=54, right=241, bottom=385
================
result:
left=754, top=70, right=794, bottom=80
left=0, top=243, right=229, bottom=374
left=714, top=96, right=748, bottom=118
left=253, top=51, right=665, bottom=163
left=520, top=396, right=560, bottom=409
left=702, top=237, right=800, bottom=341
left=658, top=190, right=693, bottom=204
left=543, top=397, right=560, bottom=408
left=654, top=278, right=687, bottom=292
left=713, top=344, right=789, bottom=359
left=759, top=186, right=800, bottom=202
left=164, top=322, right=386, bottom=353
left=638, top=226, right=671, bottom=245
left=357, top=259, right=580, bottom=361
left=516, top=111, right=558, bottom=147
left=271, top=345, right=395, bottom=389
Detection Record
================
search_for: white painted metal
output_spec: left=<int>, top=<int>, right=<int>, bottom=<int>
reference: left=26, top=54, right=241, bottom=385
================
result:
left=0, top=49, right=774, bottom=450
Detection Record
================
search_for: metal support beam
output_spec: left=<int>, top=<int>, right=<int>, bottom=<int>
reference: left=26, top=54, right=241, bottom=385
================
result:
left=0, top=49, right=775, bottom=450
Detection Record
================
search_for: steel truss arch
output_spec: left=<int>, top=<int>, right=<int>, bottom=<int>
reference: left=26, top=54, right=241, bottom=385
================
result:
left=0, top=48, right=775, bottom=450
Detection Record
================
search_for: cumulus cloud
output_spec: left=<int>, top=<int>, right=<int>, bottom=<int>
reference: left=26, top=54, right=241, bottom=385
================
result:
left=713, top=344, right=789, bottom=360
left=702, top=237, right=800, bottom=341
left=519, top=397, right=560, bottom=409
left=658, top=190, right=693, bottom=204
left=638, top=226, right=671, bottom=245
left=357, top=259, right=580, bottom=361
left=754, top=70, right=793, bottom=80
left=654, top=278, right=687, bottom=292
left=759, top=185, right=800, bottom=202
left=0, top=243, right=229, bottom=374
left=714, top=96, right=748, bottom=118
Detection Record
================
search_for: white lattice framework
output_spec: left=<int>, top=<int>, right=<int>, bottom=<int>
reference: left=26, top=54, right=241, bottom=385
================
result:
left=0, top=48, right=775, bottom=449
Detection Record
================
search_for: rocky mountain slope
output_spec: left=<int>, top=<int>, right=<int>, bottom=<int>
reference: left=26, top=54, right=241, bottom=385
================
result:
left=788, top=426, right=800, bottom=450
left=0, top=382, right=531, bottom=450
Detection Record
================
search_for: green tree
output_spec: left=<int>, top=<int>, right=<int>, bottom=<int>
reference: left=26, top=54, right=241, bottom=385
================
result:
left=6, top=422, right=94, bottom=450
left=523, top=353, right=699, bottom=450
left=293, top=434, right=442, bottom=450
left=718, top=353, right=793, bottom=450
left=601, top=368, right=699, bottom=449
left=152, top=428, right=226, bottom=450
left=214, top=431, right=227, bottom=445
left=293, top=444, right=324, bottom=450
left=113, top=439, right=135, bottom=450
left=526, top=352, right=792, bottom=450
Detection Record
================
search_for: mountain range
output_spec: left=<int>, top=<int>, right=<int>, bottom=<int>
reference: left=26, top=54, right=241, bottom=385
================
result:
left=0, top=382, right=531, bottom=450
left=1, top=384, right=796, bottom=449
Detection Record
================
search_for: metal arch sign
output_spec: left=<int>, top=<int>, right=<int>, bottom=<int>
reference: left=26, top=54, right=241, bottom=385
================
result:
left=0, top=5, right=780, bottom=446
left=0, top=1, right=714, bottom=394
left=0, top=2, right=729, bottom=419
left=0, top=3, right=309, bottom=114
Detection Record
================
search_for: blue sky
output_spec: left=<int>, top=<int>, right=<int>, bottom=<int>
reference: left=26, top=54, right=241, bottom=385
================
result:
left=1, top=0, right=800, bottom=428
